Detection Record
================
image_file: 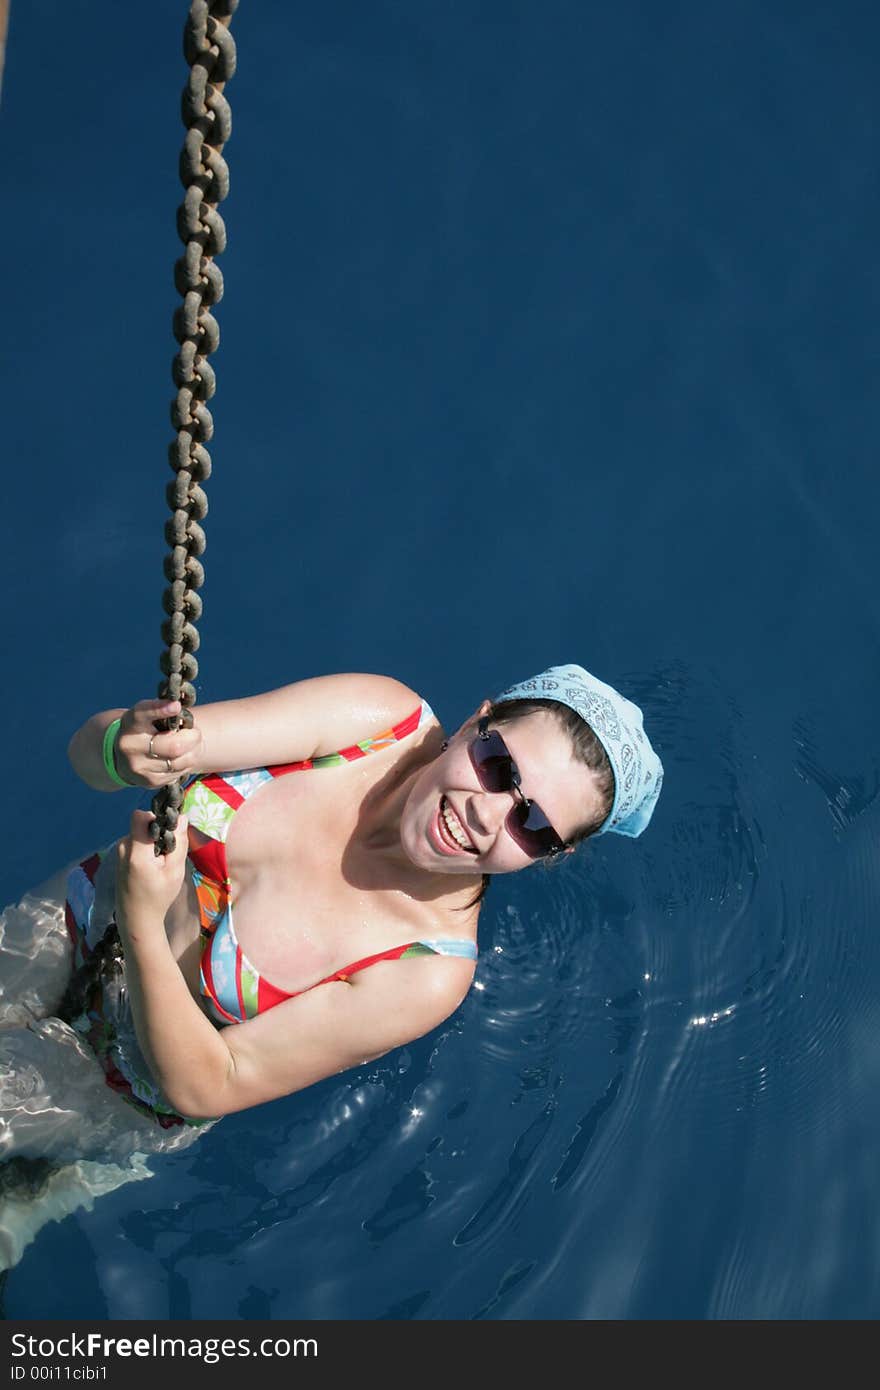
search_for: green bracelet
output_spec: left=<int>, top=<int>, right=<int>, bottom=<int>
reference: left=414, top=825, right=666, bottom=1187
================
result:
left=102, top=717, right=135, bottom=788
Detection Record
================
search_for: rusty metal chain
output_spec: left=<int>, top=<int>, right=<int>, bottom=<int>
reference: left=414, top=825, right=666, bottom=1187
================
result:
left=151, top=0, right=239, bottom=855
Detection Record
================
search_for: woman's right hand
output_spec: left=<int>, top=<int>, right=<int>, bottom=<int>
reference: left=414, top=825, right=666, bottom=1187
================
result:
left=113, top=699, right=206, bottom=788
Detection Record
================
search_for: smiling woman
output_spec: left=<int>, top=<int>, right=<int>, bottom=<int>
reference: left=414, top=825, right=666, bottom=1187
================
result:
left=0, top=662, right=661, bottom=1263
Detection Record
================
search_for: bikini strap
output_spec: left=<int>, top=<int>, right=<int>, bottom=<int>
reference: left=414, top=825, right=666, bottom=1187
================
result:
left=267, top=699, right=436, bottom=777
left=314, top=937, right=477, bottom=986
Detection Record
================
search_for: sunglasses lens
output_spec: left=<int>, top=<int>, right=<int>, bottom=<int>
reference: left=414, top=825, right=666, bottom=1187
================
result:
left=471, top=730, right=514, bottom=794
left=508, top=802, right=561, bottom=858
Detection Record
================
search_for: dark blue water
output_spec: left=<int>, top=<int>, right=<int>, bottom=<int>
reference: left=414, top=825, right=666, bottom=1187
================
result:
left=2, top=1, right=879, bottom=1318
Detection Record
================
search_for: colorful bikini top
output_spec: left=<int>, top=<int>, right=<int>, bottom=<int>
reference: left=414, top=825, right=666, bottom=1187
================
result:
left=182, top=700, right=478, bottom=1026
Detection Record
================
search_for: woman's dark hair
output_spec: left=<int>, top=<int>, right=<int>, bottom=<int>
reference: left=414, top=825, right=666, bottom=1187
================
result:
left=459, top=697, right=616, bottom=910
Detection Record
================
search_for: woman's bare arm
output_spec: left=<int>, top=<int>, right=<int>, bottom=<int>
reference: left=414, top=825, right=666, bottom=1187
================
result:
left=68, top=673, right=425, bottom=793
left=131, top=940, right=473, bottom=1120
left=190, top=672, right=424, bottom=772
left=200, top=953, right=474, bottom=1118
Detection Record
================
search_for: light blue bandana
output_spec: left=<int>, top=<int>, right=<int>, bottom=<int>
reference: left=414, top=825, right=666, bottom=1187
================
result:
left=494, top=663, right=663, bottom=838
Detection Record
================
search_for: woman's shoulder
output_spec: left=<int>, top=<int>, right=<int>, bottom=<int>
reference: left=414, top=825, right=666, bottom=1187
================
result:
left=307, top=673, right=433, bottom=756
left=323, top=672, right=425, bottom=714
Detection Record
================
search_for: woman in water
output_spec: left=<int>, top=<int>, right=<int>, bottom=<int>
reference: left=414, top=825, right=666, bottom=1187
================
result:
left=0, top=664, right=661, bottom=1259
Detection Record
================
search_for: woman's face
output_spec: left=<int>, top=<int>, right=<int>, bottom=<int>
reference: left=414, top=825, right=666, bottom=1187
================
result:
left=400, top=702, right=606, bottom=875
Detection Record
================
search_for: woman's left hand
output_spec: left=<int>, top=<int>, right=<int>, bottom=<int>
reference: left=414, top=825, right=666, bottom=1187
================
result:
left=116, top=810, right=189, bottom=931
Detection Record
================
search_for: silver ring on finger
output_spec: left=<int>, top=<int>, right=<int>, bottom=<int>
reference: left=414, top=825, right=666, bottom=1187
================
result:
left=165, top=757, right=173, bottom=774
left=148, top=734, right=159, bottom=759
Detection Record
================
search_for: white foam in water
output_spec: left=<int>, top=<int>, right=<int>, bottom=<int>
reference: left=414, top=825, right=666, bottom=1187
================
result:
left=0, top=868, right=204, bottom=1271
left=0, top=1154, right=154, bottom=1272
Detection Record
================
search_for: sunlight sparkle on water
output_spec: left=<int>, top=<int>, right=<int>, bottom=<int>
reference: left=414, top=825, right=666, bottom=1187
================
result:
left=689, top=1004, right=736, bottom=1028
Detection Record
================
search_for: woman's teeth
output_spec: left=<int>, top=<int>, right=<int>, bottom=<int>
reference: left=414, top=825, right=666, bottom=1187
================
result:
left=441, top=796, right=475, bottom=852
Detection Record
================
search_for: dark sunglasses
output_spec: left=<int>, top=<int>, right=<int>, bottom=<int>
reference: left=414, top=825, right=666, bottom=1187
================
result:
left=468, top=717, right=566, bottom=859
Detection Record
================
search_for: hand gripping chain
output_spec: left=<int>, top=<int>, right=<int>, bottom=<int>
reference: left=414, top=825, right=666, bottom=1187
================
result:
left=152, top=1, right=239, bottom=855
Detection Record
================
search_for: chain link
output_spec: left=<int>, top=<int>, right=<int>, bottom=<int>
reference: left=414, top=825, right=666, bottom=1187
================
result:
left=152, top=0, right=239, bottom=855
